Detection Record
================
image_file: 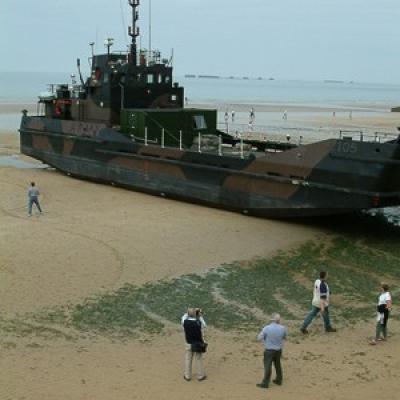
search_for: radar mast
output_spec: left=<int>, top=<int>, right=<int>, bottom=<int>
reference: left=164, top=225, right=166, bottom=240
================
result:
left=128, top=0, right=140, bottom=65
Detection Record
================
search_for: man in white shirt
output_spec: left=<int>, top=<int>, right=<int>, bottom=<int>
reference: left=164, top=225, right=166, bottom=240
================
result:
left=370, top=283, right=392, bottom=345
left=300, top=271, right=336, bottom=334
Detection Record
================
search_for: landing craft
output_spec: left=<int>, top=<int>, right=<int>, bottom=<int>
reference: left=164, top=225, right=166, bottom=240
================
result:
left=20, top=1, right=400, bottom=217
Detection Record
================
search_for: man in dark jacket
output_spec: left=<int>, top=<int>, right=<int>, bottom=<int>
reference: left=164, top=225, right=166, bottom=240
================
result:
left=182, top=308, right=207, bottom=381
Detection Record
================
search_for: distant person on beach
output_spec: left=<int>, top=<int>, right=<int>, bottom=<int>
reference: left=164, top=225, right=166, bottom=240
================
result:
left=27, top=181, right=42, bottom=217
left=249, top=107, right=255, bottom=123
left=370, top=283, right=392, bottom=345
left=282, top=110, right=288, bottom=120
left=231, top=110, right=235, bottom=122
left=300, top=271, right=337, bottom=334
left=185, top=97, right=189, bottom=106
left=224, top=111, right=229, bottom=123
left=256, top=313, right=287, bottom=389
left=182, top=308, right=207, bottom=382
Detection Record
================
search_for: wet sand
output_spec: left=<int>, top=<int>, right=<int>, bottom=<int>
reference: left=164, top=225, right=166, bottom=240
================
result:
left=0, top=130, right=318, bottom=313
left=1, top=106, right=399, bottom=399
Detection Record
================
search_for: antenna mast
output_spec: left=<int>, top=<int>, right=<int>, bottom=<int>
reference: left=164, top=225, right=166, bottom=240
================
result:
left=128, top=0, right=140, bottom=65
left=149, top=0, right=152, bottom=63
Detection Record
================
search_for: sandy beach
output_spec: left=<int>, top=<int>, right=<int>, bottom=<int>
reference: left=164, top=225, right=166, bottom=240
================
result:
left=1, top=105, right=399, bottom=400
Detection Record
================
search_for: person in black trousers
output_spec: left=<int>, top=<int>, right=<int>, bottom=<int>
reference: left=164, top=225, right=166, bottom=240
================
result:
left=256, top=313, right=288, bottom=389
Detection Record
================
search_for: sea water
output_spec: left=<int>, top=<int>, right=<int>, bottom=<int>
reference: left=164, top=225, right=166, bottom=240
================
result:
left=182, top=77, right=400, bottom=110
left=0, top=155, right=47, bottom=169
left=1, top=71, right=400, bottom=107
left=2, top=71, right=400, bottom=135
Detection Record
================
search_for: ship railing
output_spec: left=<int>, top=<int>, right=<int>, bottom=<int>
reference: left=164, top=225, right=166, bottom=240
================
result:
left=139, top=127, right=247, bottom=159
left=372, top=131, right=400, bottom=143
left=218, top=122, right=312, bottom=146
left=137, top=49, right=168, bottom=67
left=339, top=130, right=399, bottom=143
left=45, top=83, right=84, bottom=99
left=218, top=122, right=399, bottom=145
left=88, top=49, right=168, bottom=67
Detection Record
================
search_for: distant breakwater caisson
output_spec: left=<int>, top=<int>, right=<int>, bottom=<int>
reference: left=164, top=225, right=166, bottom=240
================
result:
left=185, top=74, right=267, bottom=81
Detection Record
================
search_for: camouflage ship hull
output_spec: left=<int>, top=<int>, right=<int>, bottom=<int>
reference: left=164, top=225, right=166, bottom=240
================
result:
left=20, top=116, right=400, bottom=218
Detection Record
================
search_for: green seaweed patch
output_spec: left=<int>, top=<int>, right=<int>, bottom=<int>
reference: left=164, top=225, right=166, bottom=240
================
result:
left=56, top=236, right=400, bottom=336
left=70, top=286, right=164, bottom=336
left=214, top=258, right=299, bottom=320
left=1, top=227, right=399, bottom=340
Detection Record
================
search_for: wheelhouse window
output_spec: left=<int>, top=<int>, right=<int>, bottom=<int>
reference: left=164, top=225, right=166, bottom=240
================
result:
left=193, top=115, right=207, bottom=130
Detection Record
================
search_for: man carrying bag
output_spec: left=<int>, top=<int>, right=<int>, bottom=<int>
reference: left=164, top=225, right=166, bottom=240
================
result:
left=182, top=308, right=207, bottom=382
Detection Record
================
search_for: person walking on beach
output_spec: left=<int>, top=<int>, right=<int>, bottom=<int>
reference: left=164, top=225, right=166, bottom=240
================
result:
left=231, top=109, right=235, bottom=122
left=249, top=107, right=255, bottom=123
left=300, top=271, right=337, bottom=334
left=182, top=308, right=207, bottom=382
left=370, top=283, right=392, bottom=345
left=224, top=111, right=229, bottom=132
left=27, top=181, right=42, bottom=216
left=256, top=313, right=287, bottom=389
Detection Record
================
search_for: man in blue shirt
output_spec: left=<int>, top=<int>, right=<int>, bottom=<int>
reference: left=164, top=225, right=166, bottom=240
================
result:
left=256, top=313, right=288, bottom=389
left=300, top=271, right=337, bottom=334
left=27, top=181, right=43, bottom=217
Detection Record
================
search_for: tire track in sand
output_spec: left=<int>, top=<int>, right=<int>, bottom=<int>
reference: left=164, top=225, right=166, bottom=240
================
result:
left=0, top=178, right=127, bottom=291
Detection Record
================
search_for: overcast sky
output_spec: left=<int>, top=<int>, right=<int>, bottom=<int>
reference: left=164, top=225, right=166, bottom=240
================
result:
left=1, top=0, right=399, bottom=83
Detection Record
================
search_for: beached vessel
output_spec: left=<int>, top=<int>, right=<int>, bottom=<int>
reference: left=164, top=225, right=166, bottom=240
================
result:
left=19, top=1, right=400, bottom=217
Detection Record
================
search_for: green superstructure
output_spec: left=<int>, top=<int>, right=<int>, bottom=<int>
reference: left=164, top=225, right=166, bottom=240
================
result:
left=120, top=109, right=217, bottom=148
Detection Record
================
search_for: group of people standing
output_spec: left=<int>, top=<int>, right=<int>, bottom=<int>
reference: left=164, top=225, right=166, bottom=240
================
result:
left=223, top=108, right=253, bottom=124
left=27, top=180, right=393, bottom=387
left=224, top=110, right=236, bottom=124
left=182, top=271, right=393, bottom=390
